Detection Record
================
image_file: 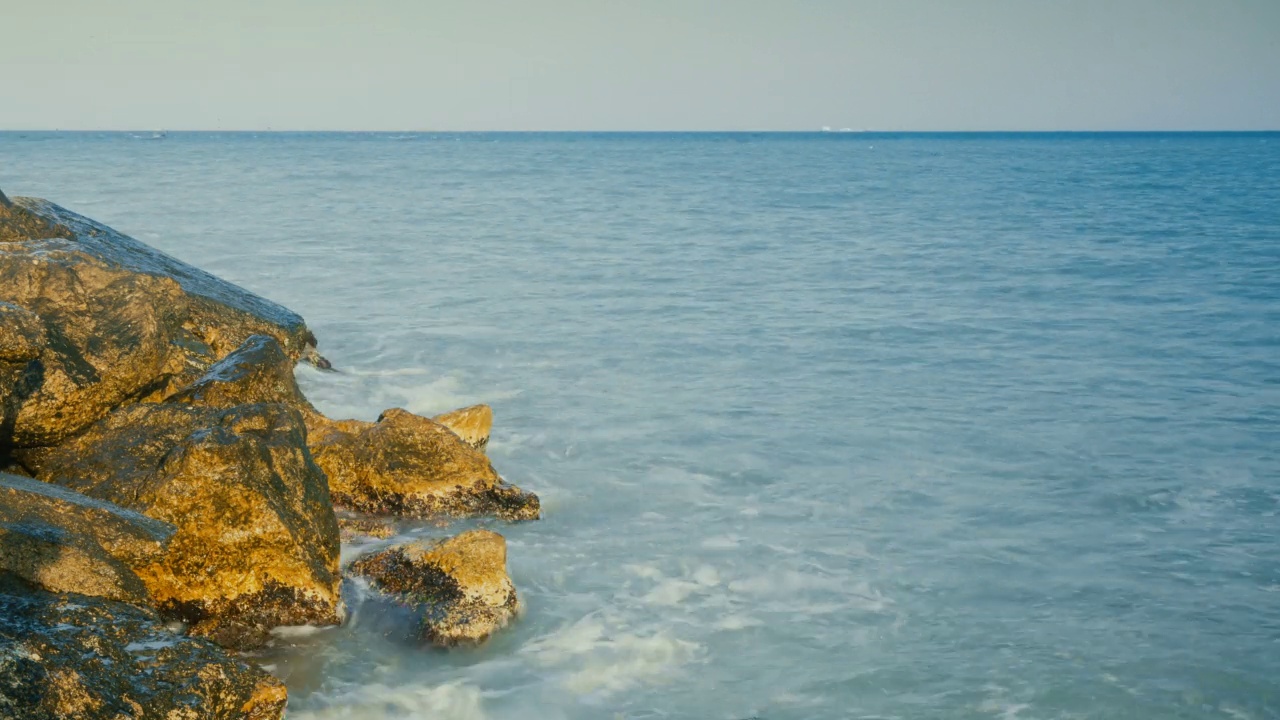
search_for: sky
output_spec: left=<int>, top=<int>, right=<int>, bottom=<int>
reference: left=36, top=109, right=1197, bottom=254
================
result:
left=1, top=0, right=1278, bottom=131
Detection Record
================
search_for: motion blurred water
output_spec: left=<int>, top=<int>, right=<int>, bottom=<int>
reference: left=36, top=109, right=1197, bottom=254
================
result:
left=3, top=132, right=1278, bottom=719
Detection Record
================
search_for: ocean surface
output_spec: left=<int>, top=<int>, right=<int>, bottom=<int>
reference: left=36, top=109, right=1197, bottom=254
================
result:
left=2, top=131, right=1278, bottom=719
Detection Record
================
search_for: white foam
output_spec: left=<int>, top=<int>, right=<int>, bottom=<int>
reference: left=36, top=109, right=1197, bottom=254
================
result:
left=521, top=616, right=702, bottom=698
left=289, top=681, right=488, bottom=720
left=643, top=579, right=702, bottom=606
left=714, top=614, right=764, bottom=631
left=562, top=632, right=702, bottom=696
left=270, top=624, right=336, bottom=639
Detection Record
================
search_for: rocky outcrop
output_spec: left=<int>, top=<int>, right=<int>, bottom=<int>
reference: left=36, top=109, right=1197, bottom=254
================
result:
left=309, top=408, right=539, bottom=521
left=0, top=473, right=174, bottom=606
left=1, top=185, right=538, bottom=701
left=0, top=576, right=286, bottom=720
left=0, top=193, right=316, bottom=448
left=26, top=400, right=342, bottom=650
left=432, top=404, right=493, bottom=451
left=349, top=529, right=519, bottom=646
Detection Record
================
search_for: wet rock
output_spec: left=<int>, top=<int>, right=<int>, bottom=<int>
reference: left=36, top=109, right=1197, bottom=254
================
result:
left=308, top=408, right=539, bottom=521
left=337, top=515, right=398, bottom=542
left=348, top=529, right=519, bottom=646
left=0, top=188, right=72, bottom=244
left=0, top=193, right=316, bottom=447
left=0, top=576, right=286, bottom=719
left=432, top=403, right=493, bottom=451
left=27, top=402, right=342, bottom=650
left=164, top=334, right=311, bottom=410
left=0, top=472, right=175, bottom=605
left=0, top=302, right=45, bottom=455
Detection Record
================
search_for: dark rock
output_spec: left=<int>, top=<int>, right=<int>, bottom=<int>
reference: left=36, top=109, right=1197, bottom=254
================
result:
left=0, top=575, right=287, bottom=719
left=26, top=401, right=342, bottom=650
left=348, top=529, right=519, bottom=646
left=308, top=407, right=539, bottom=522
left=337, top=515, right=398, bottom=542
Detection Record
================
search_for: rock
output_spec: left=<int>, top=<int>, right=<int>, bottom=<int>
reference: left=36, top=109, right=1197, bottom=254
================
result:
left=348, top=529, right=519, bottom=646
left=0, top=302, right=46, bottom=455
left=164, top=334, right=311, bottom=410
left=0, top=472, right=175, bottom=605
left=337, top=515, right=398, bottom=542
left=309, top=407, right=539, bottom=521
left=0, top=301, right=44, bottom=363
left=432, top=404, right=493, bottom=451
left=0, top=188, right=72, bottom=244
left=0, top=576, right=286, bottom=719
left=0, top=193, right=316, bottom=447
left=26, top=401, right=342, bottom=650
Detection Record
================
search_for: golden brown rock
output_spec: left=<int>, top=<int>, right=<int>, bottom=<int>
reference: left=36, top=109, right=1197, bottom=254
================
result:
left=0, top=577, right=287, bottom=719
left=432, top=403, right=493, bottom=451
left=165, top=333, right=312, bottom=410
left=308, top=407, right=539, bottom=521
left=337, top=515, right=398, bottom=542
left=0, top=188, right=72, bottom=244
left=0, top=302, right=46, bottom=457
left=28, top=402, right=342, bottom=650
left=0, top=472, right=176, bottom=606
left=0, top=194, right=318, bottom=447
left=348, top=529, right=519, bottom=646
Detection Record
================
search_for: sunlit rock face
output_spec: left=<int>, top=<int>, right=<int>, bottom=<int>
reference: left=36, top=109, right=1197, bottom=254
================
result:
left=27, top=401, right=342, bottom=651
left=348, top=529, right=519, bottom=646
left=0, top=192, right=316, bottom=449
left=432, top=403, right=494, bottom=451
left=0, top=472, right=175, bottom=606
left=308, top=407, right=539, bottom=522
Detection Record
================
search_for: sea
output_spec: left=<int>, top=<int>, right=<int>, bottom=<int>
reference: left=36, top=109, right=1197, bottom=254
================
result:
left=2, top=131, right=1278, bottom=719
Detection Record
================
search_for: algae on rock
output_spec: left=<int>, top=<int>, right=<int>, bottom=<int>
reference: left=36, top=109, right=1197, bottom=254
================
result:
left=349, top=529, right=519, bottom=646
left=0, top=577, right=286, bottom=720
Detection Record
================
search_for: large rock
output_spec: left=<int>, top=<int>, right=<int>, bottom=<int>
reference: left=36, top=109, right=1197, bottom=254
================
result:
left=0, top=576, right=286, bottom=720
left=348, top=529, right=519, bottom=646
left=309, top=408, right=539, bottom=521
left=0, top=473, right=174, bottom=605
left=26, top=401, right=342, bottom=650
left=0, top=191, right=316, bottom=447
left=0, top=302, right=46, bottom=457
left=432, top=404, right=493, bottom=451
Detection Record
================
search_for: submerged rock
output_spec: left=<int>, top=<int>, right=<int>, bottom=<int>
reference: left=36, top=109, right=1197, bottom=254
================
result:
left=309, top=408, right=539, bottom=521
left=0, top=473, right=174, bottom=605
left=348, top=529, right=519, bottom=646
left=27, top=401, right=342, bottom=650
left=0, top=576, right=286, bottom=719
left=0, top=191, right=317, bottom=448
left=432, top=404, right=493, bottom=451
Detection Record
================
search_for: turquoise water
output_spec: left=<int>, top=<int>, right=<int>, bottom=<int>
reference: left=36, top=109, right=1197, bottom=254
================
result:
left=2, top=132, right=1278, bottom=719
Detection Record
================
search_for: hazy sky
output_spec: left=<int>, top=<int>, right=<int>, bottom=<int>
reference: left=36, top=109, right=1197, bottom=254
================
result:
left=3, top=0, right=1278, bottom=131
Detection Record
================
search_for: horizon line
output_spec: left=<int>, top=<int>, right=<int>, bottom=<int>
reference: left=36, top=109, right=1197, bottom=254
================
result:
left=1, top=128, right=1278, bottom=135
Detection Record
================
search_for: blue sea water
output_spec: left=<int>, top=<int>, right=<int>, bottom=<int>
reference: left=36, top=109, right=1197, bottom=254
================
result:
left=2, top=132, right=1278, bottom=719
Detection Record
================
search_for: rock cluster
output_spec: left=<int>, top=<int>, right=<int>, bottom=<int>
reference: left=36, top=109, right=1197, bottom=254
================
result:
left=0, top=189, right=538, bottom=716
